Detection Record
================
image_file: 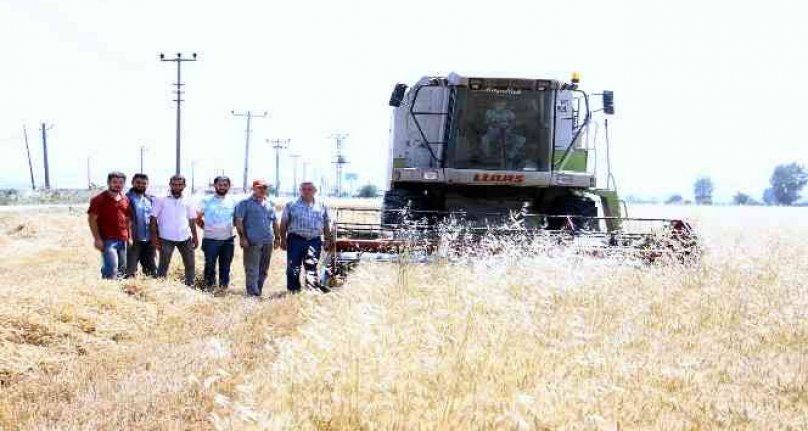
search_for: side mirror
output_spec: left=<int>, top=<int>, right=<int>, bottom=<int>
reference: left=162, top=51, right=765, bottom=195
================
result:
left=389, top=83, right=408, bottom=107
left=603, top=90, right=615, bottom=115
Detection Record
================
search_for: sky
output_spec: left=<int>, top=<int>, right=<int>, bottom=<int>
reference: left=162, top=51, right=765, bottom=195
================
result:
left=0, top=0, right=806, bottom=201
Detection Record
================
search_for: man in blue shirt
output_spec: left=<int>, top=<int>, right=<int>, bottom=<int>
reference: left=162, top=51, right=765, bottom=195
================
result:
left=125, top=173, right=156, bottom=277
left=197, top=176, right=237, bottom=291
left=235, top=179, right=280, bottom=297
left=279, top=182, right=333, bottom=292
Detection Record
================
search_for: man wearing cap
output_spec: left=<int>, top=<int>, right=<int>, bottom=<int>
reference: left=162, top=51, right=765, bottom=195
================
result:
left=197, top=176, right=237, bottom=291
left=234, top=179, right=280, bottom=297
left=150, top=174, right=199, bottom=286
left=279, top=182, right=333, bottom=292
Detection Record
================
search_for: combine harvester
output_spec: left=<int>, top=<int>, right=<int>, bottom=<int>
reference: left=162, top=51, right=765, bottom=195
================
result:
left=321, top=72, right=698, bottom=286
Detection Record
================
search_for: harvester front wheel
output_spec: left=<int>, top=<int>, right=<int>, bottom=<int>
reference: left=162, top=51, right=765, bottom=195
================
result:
left=547, top=196, right=599, bottom=231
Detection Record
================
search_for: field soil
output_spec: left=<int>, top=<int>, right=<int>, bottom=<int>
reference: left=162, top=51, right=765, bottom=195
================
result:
left=0, top=204, right=805, bottom=430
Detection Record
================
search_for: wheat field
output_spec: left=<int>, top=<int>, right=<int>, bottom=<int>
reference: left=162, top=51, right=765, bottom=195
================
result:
left=0, top=204, right=805, bottom=430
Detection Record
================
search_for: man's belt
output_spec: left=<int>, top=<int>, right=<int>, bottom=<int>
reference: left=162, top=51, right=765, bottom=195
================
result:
left=288, top=232, right=321, bottom=241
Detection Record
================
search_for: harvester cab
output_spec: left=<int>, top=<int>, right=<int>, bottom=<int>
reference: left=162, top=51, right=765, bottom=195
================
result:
left=321, top=73, right=698, bottom=287
left=383, top=72, right=617, bottom=223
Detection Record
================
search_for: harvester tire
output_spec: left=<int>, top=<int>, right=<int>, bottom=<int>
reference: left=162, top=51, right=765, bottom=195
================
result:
left=548, top=197, right=598, bottom=231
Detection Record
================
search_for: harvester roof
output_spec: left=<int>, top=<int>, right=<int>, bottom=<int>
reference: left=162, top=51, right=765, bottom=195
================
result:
left=448, top=74, right=562, bottom=90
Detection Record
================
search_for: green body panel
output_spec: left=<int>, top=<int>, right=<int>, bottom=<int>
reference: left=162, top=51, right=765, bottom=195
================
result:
left=592, top=189, right=622, bottom=231
left=553, top=149, right=588, bottom=172
left=393, top=157, right=407, bottom=169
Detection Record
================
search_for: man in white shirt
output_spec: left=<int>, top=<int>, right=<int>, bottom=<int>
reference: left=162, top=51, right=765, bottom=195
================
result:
left=150, top=174, right=199, bottom=286
left=197, top=176, right=237, bottom=290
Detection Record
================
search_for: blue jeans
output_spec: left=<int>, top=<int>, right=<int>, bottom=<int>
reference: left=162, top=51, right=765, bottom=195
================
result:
left=286, top=234, right=322, bottom=292
left=101, top=239, right=127, bottom=280
left=202, top=237, right=235, bottom=288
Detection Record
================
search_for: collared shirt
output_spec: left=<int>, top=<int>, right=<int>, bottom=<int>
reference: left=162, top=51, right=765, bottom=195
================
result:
left=126, top=189, right=153, bottom=242
left=198, top=194, right=236, bottom=240
left=234, top=196, right=277, bottom=245
left=151, top=194, right=196, bottom=241
left=281, top=198, right=330, bottom=240
left=88, top=191, right=130, bottom=241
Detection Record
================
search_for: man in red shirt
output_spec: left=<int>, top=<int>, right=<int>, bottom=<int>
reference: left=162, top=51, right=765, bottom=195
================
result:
left=87, top=171, right=131, bottom=279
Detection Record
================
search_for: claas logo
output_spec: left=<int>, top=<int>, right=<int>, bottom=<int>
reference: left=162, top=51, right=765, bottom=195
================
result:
left=473, top=173, right=526, bottom=183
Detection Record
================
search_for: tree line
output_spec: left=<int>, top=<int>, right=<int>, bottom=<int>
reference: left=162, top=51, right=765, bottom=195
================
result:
left=666, top=162, right=807, bottom=206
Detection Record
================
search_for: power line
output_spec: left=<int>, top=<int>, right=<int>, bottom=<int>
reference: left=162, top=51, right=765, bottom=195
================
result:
left=159, top=52, right=198, bottom=175
left=231, top=110, right=268, bottom=191
left=267, top=138, right=289, bottom=197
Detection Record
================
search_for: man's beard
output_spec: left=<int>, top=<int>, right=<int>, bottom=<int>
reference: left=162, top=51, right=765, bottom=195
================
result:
left=215, top=188, right=228, bottom=196
left=171, top=190, right=183, bottom=197
left=133, top=186, right=146, bottom=194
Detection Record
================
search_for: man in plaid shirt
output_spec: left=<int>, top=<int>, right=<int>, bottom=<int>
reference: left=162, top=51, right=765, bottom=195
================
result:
left=279, top=182, right=333, bottom=292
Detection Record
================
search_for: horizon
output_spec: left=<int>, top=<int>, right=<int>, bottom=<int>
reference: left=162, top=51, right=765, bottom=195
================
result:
left=1, top=0, right=807, bottom=202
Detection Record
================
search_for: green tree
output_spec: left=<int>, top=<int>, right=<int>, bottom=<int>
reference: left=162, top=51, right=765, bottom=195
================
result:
left=693, top=177, right=714, bottom=205
left=762, top=188, right=775, bottom=205
left=768, top=163, right=807, bottom=205
left=733, top=192, right=755, bottom=205
left=356, top=184, right=378, bottom=198
left=665, top=194, right=683, bottom=205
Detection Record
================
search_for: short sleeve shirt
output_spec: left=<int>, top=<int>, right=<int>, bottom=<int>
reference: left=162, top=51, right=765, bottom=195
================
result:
left=151, top=195, right=197, bottom=241
left=198, top=195, right=237, bottom=240
left=281, top=198, right=330, bottom=240
left=88, top=191, right=130, bottom=241
left=234, top=197, right=276, bottom=245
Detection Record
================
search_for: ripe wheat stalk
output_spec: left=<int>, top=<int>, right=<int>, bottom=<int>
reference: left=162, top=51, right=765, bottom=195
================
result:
left=0, top=204, right=805, bottom=430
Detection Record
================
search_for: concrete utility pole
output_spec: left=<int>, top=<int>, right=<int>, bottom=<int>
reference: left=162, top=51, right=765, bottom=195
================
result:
left=329, top=133, right=349, bottom=197
left=231, top=110, right=268, bottom=191
left=288, top=154, right=301, bottom=194
left=22, top=125, right=35, bottom=190
left=267, top=138, right=289, bottom=197
left=86, top=156, right=92, bottom=190
left=319, top=175, right=328, bottom=197
left=191, top=160, right=198, bottom=194
left=302, top=160, right=310, bottom=184
left=159, top=52, right=198, bottom=175
left=40, top=123, right=53, bottom=190
left=139, top=145, right=147, bottom=173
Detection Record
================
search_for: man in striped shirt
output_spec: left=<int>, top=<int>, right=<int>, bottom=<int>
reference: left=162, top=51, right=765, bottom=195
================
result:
left=279, top=182, right=333, bottom=292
